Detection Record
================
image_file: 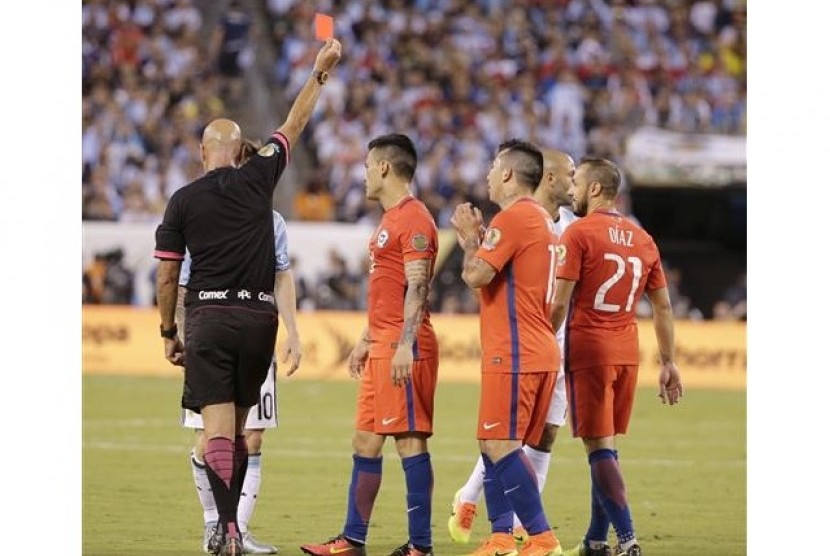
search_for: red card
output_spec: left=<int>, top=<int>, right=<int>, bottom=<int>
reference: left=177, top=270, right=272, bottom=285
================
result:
left=314, top=13, right=334, bottom=41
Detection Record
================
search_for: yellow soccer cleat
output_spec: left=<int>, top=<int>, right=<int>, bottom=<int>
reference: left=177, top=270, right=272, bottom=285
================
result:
left=448, top=489, right=478, bottom=544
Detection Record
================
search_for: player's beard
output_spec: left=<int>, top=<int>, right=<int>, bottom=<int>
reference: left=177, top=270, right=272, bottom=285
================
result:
left=572, top=197, right=588, bottom=217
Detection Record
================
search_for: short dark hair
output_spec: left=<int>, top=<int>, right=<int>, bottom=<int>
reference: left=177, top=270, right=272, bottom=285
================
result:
left=497, top=139, right=544, bottom=191
left=578, top=156, right=622, bottom=198
left=367, top=133, right=418, bottom=181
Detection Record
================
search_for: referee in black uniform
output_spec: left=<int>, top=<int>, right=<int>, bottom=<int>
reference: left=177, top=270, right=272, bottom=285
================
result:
left=154, top=38, right=341, bottom=556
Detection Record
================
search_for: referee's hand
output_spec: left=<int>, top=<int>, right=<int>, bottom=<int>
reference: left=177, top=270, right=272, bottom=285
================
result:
left=314, top=38, right=342, bottom=73
left=164, top=337, right=184, bottom=367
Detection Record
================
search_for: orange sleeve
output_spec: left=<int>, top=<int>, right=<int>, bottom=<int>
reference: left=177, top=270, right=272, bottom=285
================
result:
left=399, top=210, right=437, bottom=263
left=645, top=240, right=667, bottom=291
left=555, top=225, right=583, bottom=281
left=475, top=210, right=521, bottom=272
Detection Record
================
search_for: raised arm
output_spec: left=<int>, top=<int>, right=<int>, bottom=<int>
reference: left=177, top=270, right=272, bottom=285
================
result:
left=275, top=39, right=342, bottom=147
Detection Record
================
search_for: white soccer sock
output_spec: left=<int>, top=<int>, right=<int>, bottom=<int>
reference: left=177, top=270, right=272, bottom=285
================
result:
left=458, top=454, right=486, bottom=504
left=237, top=453, right=262, bottom=533
left=191, top=451, right=219, bottom=524
left=522, top=445, right=552, bottom=493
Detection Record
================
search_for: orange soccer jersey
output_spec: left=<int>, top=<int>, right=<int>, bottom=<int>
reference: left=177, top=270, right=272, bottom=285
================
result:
left=556, top=209, right=666, bottom=370
left=356, top=195, right=439, bottom=435
left=475, top=198, right=559, bottom=374
left=474, top=198, right=559, bottom=441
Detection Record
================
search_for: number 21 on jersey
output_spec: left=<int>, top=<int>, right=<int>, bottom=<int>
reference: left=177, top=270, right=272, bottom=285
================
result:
left=594, top=253, right=642, bottom=312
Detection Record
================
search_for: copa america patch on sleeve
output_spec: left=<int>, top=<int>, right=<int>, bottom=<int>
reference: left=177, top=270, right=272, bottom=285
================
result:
left=482, top=227, right=501, bottom=251
left=411, top=234, right=429, bottom=251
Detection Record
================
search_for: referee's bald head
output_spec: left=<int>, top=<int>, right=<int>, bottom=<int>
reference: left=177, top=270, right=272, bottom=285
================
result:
left=202, top=118, right=242, bottom=149
left=201, top=118, right=242, bottom=169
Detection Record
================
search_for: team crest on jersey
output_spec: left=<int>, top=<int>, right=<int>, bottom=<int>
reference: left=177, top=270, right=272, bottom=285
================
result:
left=482, top=227, right=501, bottom=251
left=411, top=234, right=429, bottom=251
left=377, top=229, right=389, bottom=247
left=258, top=143, right=277, bottom=157
left=556, top=244, right=567, bottom=264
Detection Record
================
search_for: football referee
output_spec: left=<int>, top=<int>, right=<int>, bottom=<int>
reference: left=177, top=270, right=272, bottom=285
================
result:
left=154, top=38, right=342, bottom=556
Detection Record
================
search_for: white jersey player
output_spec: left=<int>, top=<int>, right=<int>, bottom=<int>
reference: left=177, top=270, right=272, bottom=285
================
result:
left=178, top=210, right=301, bottom=554
left=448, top=150, right=578, bottom=545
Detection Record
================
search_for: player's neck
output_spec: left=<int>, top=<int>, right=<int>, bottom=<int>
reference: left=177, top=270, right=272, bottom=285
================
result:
left=378, top=183, right=412, bottom=211
left=589, top=200, right=617, bottom=215
left=535, top=195, right=561, bottom=222
left=498, top=192, right=532, bottom=210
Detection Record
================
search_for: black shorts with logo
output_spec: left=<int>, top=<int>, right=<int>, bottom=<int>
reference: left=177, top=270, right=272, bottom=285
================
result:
left=182, top=289, right=278, bottom=413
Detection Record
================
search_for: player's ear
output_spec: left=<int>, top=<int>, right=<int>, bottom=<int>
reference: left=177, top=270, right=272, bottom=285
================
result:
left=501, top=166, right=512, bottom=183
left=379, top=160, right=390, bottom=178
left=589, top=181, right=602, bottom=197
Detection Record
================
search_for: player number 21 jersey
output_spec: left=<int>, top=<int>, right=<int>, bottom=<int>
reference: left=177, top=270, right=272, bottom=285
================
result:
left=556, top=209, right=666, bottom=369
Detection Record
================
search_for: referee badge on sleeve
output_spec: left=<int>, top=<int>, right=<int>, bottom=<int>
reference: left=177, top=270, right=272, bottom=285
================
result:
left=258, top=144, right=277, bottom=157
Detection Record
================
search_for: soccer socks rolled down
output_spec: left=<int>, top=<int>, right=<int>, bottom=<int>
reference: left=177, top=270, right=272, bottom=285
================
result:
left=402, top=453, right=433, bottom=550
left=205, top=437, right=241, bottom=540
left=493, top=449, right=550, bottom=536
left=191, top=451, right=220, bottom=523
left=588, top=449, right=635, bottom=546
left=481, top=453, right=514, bottom=534
left=459, top=454, right=487, bottom=505
left=343, top=454, right=383, bottom=544
left=237, top=453, right=262, bottom=533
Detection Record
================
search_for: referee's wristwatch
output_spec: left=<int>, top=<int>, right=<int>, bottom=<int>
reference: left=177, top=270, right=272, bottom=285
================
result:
left=313, top=69, right=329, bottom=85
left=160, top=323, right=178, bottom=339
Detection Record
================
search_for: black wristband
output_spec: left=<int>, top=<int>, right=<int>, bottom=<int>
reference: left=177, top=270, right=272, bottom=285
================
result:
left=160, top=323, right=178, bottom=339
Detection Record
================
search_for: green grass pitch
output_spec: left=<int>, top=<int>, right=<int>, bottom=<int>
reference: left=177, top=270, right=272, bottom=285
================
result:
left=83, top=376, right=746, bottom=555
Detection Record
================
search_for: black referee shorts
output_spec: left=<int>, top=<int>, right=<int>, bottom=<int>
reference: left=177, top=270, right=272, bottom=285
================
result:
left=182, top=299, right=277, bottom=413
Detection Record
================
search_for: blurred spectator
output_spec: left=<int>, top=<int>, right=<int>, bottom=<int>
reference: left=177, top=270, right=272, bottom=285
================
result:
left=209, top=0, right=254, bottom=107
left=315, top=249, right=362, bottom=310
left=636, top=261, right=702, bottom=321
left=289, top=255, right=316, bottom=311
left=294, top=174, right=336, bottom=221
left=712, top=272, right=746, bottom=321
left=83, top=249, right=135, bottom=304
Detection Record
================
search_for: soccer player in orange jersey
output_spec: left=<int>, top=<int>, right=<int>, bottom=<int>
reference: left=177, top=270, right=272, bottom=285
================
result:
left=551, top=157, right=683, bottom=556
left=452, top=139, right=564, bottom=556
left=449, top=150, right=577, bottom=545
left=300, top=134, right=439, bottom=556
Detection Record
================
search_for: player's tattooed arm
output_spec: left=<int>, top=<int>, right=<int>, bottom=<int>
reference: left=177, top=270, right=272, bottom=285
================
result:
left=390, top=258, right=431, bottom=387
left=460, top=236, right=496, bottom=288
left=399, top=258, right=432, bottom=347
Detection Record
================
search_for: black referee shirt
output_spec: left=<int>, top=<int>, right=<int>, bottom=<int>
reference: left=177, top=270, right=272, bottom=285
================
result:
left=154, top=132, right=290, bottom=293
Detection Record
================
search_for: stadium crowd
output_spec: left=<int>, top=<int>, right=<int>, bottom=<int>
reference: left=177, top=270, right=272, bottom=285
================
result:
left=81, top=0, right=746, bottom=319
left=267, top=0, right=746, bottom=223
